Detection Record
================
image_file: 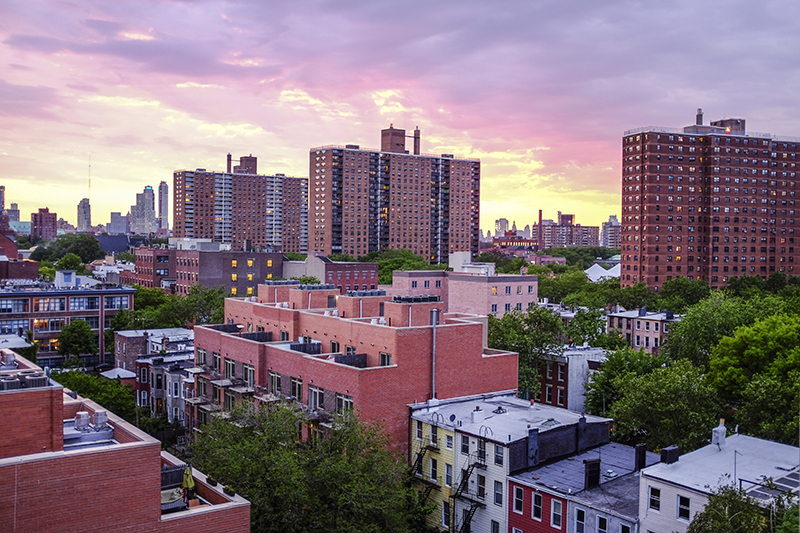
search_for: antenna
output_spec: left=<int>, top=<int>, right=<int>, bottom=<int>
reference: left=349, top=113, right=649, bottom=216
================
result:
left=88, top=153, right=91, bottom=201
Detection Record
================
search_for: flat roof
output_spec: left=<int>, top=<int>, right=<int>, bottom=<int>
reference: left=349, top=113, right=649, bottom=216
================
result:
left=642, top=434, right=799, bottom=496
left=608, top=309, right=680, bottom=321
left=116, top=328, right=194, bottom=338
left=513, top=442, right=659, bottom=501
left=411, top=392, right=610, bottom=445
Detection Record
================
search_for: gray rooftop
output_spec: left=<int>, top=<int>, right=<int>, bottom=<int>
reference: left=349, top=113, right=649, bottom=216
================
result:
left=513, top=442, right=659, bottom=499
left=116, top=328, right=194, bottom=339
left=607, top=309, right=680, bottom=321
left=411, top=391, right=610, bottom=445
left=642, top=434, right=799, bottom=497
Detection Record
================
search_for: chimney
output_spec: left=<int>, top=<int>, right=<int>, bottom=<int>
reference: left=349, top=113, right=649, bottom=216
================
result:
left=660, top=445, right=680, bottom=464
left=584, top=458, right=601, bottom=490
left=413, top=126, right=421, bottom=155
left=227, top=153, right=232, bottom=173
left=638, top=306, right=647, bottom=317
left=696, top=108, right=703, bottom=126
left=634, top=443, right=647, bottom=471
left=711, top=418, right=727, bottom=450
left=471, top=406, right=484, bottom=425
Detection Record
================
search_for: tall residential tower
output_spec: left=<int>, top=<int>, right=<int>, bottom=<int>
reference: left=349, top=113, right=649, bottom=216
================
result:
left=309, top=125, right=480, bottom=262
left=158, top=181, right=169, bottom=230
left=77, top=198, right=91, bottom=232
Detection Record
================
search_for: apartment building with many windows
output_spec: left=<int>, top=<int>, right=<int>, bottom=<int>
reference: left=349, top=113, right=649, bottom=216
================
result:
left=606, top=307, right=681, bottom=354
left=310, top=126, right=480, bottom=263
left=622, top=110, right=800, bottom=290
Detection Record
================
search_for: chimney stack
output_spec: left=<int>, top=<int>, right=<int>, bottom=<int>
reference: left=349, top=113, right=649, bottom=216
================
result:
left=696, top=108, right=704, bottom=126
left=660, top=445, right=680, bottom=464
left=584, top=458, right=601, bottom=490
left=634, top=443, right=647, bottom=471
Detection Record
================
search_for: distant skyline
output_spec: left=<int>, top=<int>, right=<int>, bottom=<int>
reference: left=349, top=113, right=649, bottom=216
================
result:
left=3, top=1, right=800, bottom=229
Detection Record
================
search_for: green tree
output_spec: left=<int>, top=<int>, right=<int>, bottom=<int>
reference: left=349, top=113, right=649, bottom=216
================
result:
left=657, top=277, right=711, bottom=313
left=55, top=252, right=91, bottom=274
left=537, top=247, right=619, bottom=268
left=38, top=260, right=55, bottom=281
left=51, top=371, right=136, bottom=421
left=609, top=359, right=721, bottom=452
left=327, top=254, right=357, bottom=262
left=116, top=251, right=136, bottom=262
left=584, top=346, right=668, bottom=416
left=707, top=314, right=800, bottom=404
left=190, top=403, right=428, bottom=533
left=488, top=306, right=565, bottom=398
left=663, top=292, right=791, bottom=368
left=133, top=285, right=169, bottom=311
left=564, top=308, right=606, bottom=346
left=358, top=249, right=444, bottom=285
left=30, top=233, right=105, bottom=263
left=686, top=486, right=769, bottom=533
left=777, top=505, right=798, bottom=533
left=284, top=252, right=307, bottom=261
left=295, top=275, right=321, bottom=285
left=58, top=319, right=98, bottom=358
left=737, top=371, right=800, bottom=445
left=538, top=269, right=591, bottom=304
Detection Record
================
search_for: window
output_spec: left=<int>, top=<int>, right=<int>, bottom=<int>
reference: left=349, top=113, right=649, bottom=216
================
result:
left=247, top=259, right=254, bottom=267
left=431, top=426, right=438, bottom=446
left=491, top=286, right=497, bottom=295
left=231, top=273, right=238, bottom=281
left=267, top=259, right=273, bottom=267
left=336, top=393, right=353, bottom=413
left=494, top=480, right=503, bottom=505
left=212, top=352, right=221, bottom=371
left=494, top=444, right=504, bottom=466
left=416, top=420, right=423, bottom=440
left=330, top=340, right=340, bottom=352
left=268, top=371, right=281, bottom=395
left=505, top=286, right=511, bottom=294
left=231, top=287, right=237, bottom=295
left=576, top=508, right=585, bottom=533
left=430, top=458, right=438, bottom=482
left=380, top=352, right=392, bottom=366
left=442, top=501, right=450, bottom=527
left=533, top=493, right=542, bottom=520
left=513, top=486, right=524, bottom=513
left=557, top=387, right=565, bottom=406
left=505, top=303, right=511, bottom=312
left=461, top=434, right=469, bottom=454
left=231, top=259, right=237, bottom=268
left=309, top=386, right=324, bottom=410
left=477, top=439, right=486, bottom=462
left=414, top=453, right=422, bottom=476
left=491, top=521, right=500, bottom=533
left=243, top=364, right=255, bottom=387
left=445, top=463, right=453, bottom=486
left=678, top=495, right=691, bottom=520
left=247, top=273, right=253, bottom=281
left=477, top=474, right=486, bottom=498
left=558, top=364, right=565, bottom=381
left=291, top=377, right=303, bottom=401
left=649, top=487, right=661, bottom=511
left=411, top=281, right=417, bottom=288
left=424, top=280, right=430, bottom=288
left=597, top=516, right=608, bottom=533
left=551, top=499, right=562, bottom=528
left=224, top=359, right=235, bottom=379
left=446, top=434, right=453, bottom=450
left=491, top=304, right=497, bottom=313
left=621, top=525, right=631, bottom=533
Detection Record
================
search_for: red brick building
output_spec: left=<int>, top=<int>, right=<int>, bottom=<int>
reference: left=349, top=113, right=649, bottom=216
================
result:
left=282, top=253, right=379, bottom=293
left=310, top=126, right=480, bottom=263
left=185, top=281, right=518, bottom=457
left=0, top=351, right=250, bottom=533
left=173, top=155, right=308, bottom=253
left=622, top=110, right=800, bottom=290
left=31, top=207, right=57, bottom=242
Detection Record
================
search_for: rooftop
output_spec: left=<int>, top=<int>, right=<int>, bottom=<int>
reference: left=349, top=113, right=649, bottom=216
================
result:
left=410, top=391, right=610, bottom=445
left=514, top=442, right=659, bottom=500
left=608, top=308, right=680, bottom=321
left=116, top=327, right=194, bottom=339
left=642, top=433, right=800, bottom=498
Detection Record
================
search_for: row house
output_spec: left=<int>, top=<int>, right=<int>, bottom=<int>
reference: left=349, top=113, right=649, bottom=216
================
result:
left=135, top=351, right=194, bottom=425
left=115, top=327, right=194, bottom=371
left=410, top=392, right=611, bottom=533
left=606, top=307, right=681, bottom=354
left=538, top=345, right=607, bottom=413
left=184, top=280, right=519, bottom=454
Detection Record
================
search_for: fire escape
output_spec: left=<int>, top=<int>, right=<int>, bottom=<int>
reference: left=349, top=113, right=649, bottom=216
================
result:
left=411, top=437, right=440, bottom=502
left=451, top=448, right=486, bottom=533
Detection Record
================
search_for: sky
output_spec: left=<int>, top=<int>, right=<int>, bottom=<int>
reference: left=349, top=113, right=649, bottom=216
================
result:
left=2, top=1, right=800, bottom=233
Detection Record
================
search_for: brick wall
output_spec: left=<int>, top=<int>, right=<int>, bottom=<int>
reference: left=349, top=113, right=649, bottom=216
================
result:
left=0, top=387, right=63, bottom=458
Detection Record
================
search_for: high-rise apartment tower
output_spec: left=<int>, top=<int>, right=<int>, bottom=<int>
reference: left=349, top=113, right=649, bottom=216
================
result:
left=158, top=181, right=169, bottom=230
left=77, top=198, right=91, bottom=232
left=621, top=110, right=800, bottom=291
left=173, top=155, right=308, bottom=252
left=309, top=125, right=480, bottom=262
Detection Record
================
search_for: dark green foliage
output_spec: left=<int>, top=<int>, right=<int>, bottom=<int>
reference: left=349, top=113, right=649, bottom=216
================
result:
left=110, top=285, right=226, bottom=331
left=609, top=359, right=721, bottom=452
left=488, top=306, right=565, bottom=398
left=357, top=249, right=445, bottom=285
left=564, top=308, right=607, bottom=346
left=475, top=251, right=528, bottom=274
left=584, top=347, right=668, bottom=416
left=190, top=403, right=428, bottom=533
left=686, top=486, right=769, bottom=533
left=737, top=372, right=800, bottom=445
left=115, top=252, right=136, bottom=263
left=51, top=371, right=136, bottom=421
left=327, top=254, right=357, bottom=262
left=284, top=252, right=307, bottom=261
left=536, top=247, right=619, bottom=268
left=295, top=275, right=321, bottom=285
left=58, top=319, right=98, bottom=357
left=29, top=234, right=105, bottom=263
left=777, top=505, right=799, bottom=533
left=656, top=277, right=711, bottom=313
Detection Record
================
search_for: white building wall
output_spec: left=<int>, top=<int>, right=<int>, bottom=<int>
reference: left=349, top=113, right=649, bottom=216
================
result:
left=638, top=475, right=706, bottom=533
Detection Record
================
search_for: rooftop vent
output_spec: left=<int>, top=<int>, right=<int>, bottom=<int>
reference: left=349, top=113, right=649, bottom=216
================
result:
left=711, top=419, right=727, bottom=450
left=661, top=445, right=680, bottom=464
left=74, top=412, right=90, bottom=431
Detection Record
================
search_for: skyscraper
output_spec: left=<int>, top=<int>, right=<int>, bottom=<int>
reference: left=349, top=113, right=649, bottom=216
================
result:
left=173, top=155, right=308, bottom=252
left=158, top=181, right=169, bottom=230
left=309, top=126, right=480, bottom=262
left=601, top=215, right=621, bottom=248
left=130, top=186, right=158, bottom=235
left=109, top=212, right=128, bottom=234
left=77, top=198, right=91, bottom=232
left=6, top=203, right=19, bottom=222
left=31, top=208, right=57, bottom=241
left=494, top=218, right=509, bottom=237
left=0, top=186, right=5, bottom=214
left=621, top=110, right=800, bottom=290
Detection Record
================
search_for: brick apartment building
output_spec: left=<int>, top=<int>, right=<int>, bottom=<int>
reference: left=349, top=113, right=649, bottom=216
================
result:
left=283, top=253, right=379, bottom=293
left=133, top=246, right=283, bottom=296
left=310, top=125, right=480, bottom=263
left=0, top=350, right=249, bottom=532
left=31, top=207, right=57, bottom=242
left=173, top=154, right=308, bottom=253
left=622, top=110, right=800, bottom=290
left=185, top=280, right=518, bottom=456
left=115, top=327, right=194, bottom=370
left=606, top=307, right=681, bottom=354
left=0, top=273, right=135, bottom=368
left=537, top=345, right=607, bottom=412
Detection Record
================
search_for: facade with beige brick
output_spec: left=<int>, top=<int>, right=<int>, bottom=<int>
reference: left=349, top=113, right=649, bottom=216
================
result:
left=186, top=281, right=518, bottom=457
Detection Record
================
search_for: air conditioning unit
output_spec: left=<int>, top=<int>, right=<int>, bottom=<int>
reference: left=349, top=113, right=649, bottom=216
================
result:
left=0, top=378, right=21, bottom=390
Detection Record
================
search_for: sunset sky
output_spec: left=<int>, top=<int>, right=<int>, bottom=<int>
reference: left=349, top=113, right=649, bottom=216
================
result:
left=3, top=0, right=800, bottom=233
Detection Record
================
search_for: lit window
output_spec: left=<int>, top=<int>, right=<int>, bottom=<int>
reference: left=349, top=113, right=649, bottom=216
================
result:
left=248, top=273, right=253, bottom=281
left=247, top=259, right=254, bottom=267
left=247, top=287, right=253, bottom=295
left=267, top=259, right=273, bottom=267
left=231, top=287, right=237, bottom=295
left=231, top=273, right=238, bottom=281
left=231, top=260, right=238, bottom=267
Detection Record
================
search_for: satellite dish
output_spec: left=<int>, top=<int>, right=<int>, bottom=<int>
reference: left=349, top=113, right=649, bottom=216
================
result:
left=449, top=414, right=456, bottom=422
